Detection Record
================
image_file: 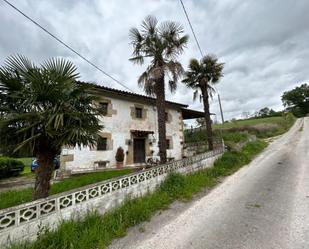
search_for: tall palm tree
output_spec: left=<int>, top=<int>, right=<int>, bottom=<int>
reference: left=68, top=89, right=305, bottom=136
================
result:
left=129, top=15, right=188, bottom=163
left=0, top=55, right=103, bottom=199
left=182, top=55, right=224, bottom=150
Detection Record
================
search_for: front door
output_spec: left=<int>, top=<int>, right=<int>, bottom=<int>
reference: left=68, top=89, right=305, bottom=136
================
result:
left=133, top=138, right=145, bottom=163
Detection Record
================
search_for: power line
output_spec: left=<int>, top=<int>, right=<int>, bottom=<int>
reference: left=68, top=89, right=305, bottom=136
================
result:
left=2, top=0, right=133, bottom=92
left=178, top=0, right=225, bottom=124
left=179, top=0, right=204, bottom=58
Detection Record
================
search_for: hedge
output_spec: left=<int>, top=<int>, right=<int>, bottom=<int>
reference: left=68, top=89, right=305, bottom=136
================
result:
left=0, top=157, right=25, bottom=179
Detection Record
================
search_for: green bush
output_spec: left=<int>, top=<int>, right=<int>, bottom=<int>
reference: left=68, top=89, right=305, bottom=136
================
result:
left=0, top=157, right=25, bottom=179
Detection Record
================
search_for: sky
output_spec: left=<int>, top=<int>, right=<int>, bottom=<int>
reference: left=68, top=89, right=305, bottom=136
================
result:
left=1, top=0, right=308, bottom=124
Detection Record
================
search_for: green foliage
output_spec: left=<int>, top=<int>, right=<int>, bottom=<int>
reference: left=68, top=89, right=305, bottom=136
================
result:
left=0, top=157, right=25, bottom=179
left=185, top=129, right=248, bottom=144
left=0, top=169, right=132, bottom=210
left=209, top=140, right=267, bottom=177
left=7, top=141, right=266, bottom=249
left=184, top=129, right=208, bottom=143
left=115, top=147, right=124, bottom=162
left=129, top=15, right=188, bottom=95
left=281, top=83, right=309, bottom=117
left=256, top=107, right=277, bottom=118
left=0, top=55, right=103, bottom=156
left=221, top=131, right=248, bottom=143
left=215, top=116, right=295, bottom=139
left=182, top=55, right=224, bottom=100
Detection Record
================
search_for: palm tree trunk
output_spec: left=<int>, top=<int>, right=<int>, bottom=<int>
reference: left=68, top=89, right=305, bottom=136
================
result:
left=155, top=75, right=167, bottom=164
left=202, top=88, right=214, bottom=151
left=33, top=138, right=57, bottom=200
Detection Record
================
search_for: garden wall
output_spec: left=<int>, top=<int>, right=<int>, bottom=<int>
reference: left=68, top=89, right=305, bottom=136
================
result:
left=0, top=147, right=224, bottom=246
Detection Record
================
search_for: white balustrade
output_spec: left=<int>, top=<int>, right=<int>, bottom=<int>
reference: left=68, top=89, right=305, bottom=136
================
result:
left=0, top=147, right=224, bottom=232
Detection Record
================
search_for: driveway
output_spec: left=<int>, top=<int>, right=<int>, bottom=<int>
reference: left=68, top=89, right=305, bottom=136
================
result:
left=109, top=118, right=309, bottom=249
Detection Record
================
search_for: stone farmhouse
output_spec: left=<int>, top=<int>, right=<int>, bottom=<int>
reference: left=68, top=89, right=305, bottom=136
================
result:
left=61, top=82, right=204, bottom=173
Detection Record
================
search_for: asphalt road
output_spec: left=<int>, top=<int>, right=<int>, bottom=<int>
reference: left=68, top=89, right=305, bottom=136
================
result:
left=110, top=118, right=309, bottom=249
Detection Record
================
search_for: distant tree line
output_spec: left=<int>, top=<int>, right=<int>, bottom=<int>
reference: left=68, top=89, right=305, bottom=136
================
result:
left=281, top=83, right=309, bottom=117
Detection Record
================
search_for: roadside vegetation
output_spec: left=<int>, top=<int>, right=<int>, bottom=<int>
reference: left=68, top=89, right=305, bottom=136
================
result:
left=0, top=157, right=25, bottom=179
left=0, top=169, right=133, bottom=210
left=185, top=114, right=295, bottom=145
left=7, top=140, right=267, bottom=249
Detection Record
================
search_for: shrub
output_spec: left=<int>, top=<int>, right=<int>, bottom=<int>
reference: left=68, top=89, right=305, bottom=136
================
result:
left=115, top=147, right=124, bottom=162
left=0, top=157, right=25, bottom=179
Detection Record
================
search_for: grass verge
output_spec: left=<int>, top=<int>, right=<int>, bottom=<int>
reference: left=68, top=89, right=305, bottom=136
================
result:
left=7, top=140, right=267, bottom=249
left=0, top=169, right=133, bottom=210
left=185, top=114, right=296, bottom=144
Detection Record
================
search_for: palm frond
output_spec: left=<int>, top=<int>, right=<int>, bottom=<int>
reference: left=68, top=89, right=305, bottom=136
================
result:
left=42, top=57, right=79, bottom=81
left=189, top=58, right=200, bottom=71
left=129, top=55, right=144, bottom=65
left=168, top=80, right=177, bottom=93
left=129, top=27, right=143, bottom=45
left=0, top=55, right=103, bottom=155
left=4, top=54, right=36, bottom=75
left=130, top=16, right=189, bottom=97
left=165, top=60, right=184, bottom=83
left=141, top=15, right=158, bottom=35
left=193, top=89, right=199, bottom=101
left=138, top=70, right=156, bottom=96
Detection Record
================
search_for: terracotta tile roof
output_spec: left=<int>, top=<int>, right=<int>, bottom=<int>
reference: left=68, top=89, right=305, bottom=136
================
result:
left=77, top=81, right=188, bottom=108
left=77, top=81, right=212, bottom=119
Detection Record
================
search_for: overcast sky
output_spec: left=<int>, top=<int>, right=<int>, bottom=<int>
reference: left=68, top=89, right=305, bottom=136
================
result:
left=1, top=0, right=308, bottom=122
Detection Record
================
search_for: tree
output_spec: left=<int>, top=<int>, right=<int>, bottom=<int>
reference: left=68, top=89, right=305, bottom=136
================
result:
left=0, top=55, right=103, bottom=199
left=282, top=83, right=309, bottom=117
left=182, top=55, right=224, bottom=150
left=129, top=16, right=188, bottom=163
left=258, top=107, right=270, bottom=117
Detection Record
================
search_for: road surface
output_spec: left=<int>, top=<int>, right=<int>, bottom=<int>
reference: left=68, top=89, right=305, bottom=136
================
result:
left=109, top=118, right=309, bottom=249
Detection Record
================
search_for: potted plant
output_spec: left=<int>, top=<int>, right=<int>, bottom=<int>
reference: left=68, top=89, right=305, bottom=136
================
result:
left=115, top=147, right=125, bottom=168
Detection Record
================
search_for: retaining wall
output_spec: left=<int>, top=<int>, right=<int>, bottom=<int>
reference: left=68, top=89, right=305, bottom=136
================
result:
left=0, top=148, right=224, bottom=246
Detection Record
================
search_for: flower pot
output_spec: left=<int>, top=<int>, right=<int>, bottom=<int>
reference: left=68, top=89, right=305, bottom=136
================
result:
left=116, top=161, right=123, bottom=168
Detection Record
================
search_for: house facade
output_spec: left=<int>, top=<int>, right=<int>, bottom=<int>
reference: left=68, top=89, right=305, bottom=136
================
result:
left=62, top=83, right=204, bottom=173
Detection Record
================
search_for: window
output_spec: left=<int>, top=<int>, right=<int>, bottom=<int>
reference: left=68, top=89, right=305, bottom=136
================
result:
left=100, top=102, right=108, bottom=116
left=97, top=137, right=107, bottom=151
left=97, top=161, right=107, bottom=168
left=166, top=139, right=170, bottom=149
left=135, top=107, right=143, bottom=119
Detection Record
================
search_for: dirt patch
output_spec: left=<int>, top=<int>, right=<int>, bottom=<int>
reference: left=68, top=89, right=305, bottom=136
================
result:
left=0, top=176, right=35, bottom=192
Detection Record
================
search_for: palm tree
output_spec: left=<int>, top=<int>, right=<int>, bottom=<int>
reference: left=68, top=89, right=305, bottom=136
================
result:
left=0, top=55, right=103, bottom=199
left=129, top=15, right=188, bottom=163
left=182, top=55, right=224, bottom=150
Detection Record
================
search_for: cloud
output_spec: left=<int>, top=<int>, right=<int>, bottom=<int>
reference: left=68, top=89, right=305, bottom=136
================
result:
left=0, top=0, right=308, bottom=121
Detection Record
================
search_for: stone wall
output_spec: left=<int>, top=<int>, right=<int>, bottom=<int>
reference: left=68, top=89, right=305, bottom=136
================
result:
left=0, top=148, right=224, bottom=246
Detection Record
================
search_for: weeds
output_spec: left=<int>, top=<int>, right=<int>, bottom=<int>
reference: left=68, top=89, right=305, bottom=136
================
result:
left=7, top=141, right=267, bottom=249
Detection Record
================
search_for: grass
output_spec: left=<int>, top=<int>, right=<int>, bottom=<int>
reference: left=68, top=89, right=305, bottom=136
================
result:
left=16, top=158, right=33, bottom=177
left=185, top=114, right=296, bottom=144
left=7, top=140, right=267, bottom=249
left=213, top=116, right=283, bottom=129
left=0, top=169, right=133, bottom=210
left=185, top=129, right=249, bottom=144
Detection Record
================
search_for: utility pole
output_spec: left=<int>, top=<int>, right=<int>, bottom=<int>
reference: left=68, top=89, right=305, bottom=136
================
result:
left=218, top=94, right=225, bottom=124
